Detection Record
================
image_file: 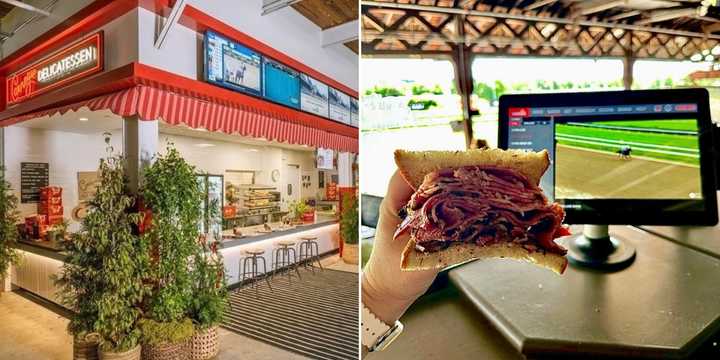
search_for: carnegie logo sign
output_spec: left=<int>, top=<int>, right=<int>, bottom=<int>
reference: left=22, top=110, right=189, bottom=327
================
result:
left=6, top=32, right=104, bottom=105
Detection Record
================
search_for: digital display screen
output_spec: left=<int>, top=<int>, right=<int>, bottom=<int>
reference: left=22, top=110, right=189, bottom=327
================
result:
left=263, top=58, right=300, bottom=109
left=329, top=87, right=351, bottom=124
left=506, top=103, right=702, bottom=201
left=350, top=98, right=359, bottom=127
left=300, top=74, right=329, bottom=117
left=205, top=31, right=262, bottom=96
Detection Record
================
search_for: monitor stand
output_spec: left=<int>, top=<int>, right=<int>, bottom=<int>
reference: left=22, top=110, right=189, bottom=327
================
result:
left=566, top=224, right=636, bottom=271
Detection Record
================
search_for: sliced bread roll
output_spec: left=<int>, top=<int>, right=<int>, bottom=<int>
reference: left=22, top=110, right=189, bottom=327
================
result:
left=394, top=148, right=567, bottom=275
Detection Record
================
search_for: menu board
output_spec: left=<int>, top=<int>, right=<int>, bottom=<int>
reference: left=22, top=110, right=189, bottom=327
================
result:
left=263, top=58, right=300, bottom=109
left=328, top=88, right=351, bottom=124
left=300, top=74, right=329, bottom=117
left=317, top=148, right=334, bottom=170
left=350, top=97, right=359, bottom=127
left=205, top=31, right=262, bottom=96
left=21, top=162, right=49, bottom=203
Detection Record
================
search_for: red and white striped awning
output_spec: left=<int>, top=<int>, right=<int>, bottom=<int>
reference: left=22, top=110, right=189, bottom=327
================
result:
left=2, top=85, right=358, bottom=153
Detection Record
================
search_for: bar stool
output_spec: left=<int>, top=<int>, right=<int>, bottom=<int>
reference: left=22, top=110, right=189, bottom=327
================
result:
left=240, top=248, right=272, bottom=297
left=272, top=240, right=302, bottom=283
left=298, top=235, right=324, bottom=273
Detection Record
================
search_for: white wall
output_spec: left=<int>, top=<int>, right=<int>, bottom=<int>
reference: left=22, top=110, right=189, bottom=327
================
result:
left=4, top=125, right=122, bottom=232
left=160, top=132, right=327, bottom=204
left=138, top=0, right=358, bottom=90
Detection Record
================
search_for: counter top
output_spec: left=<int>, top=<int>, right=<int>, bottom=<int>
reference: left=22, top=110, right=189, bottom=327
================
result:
left=220, top=220, right=337, bottom=248
left=14, top=240, right=67, bottom=261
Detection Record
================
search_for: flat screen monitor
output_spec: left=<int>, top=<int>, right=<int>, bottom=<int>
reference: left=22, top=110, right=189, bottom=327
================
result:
left=263, top=58, right=300, bottom=109
left=350, top=97, right=359, bottom=127
left=204, top=31, right=262, bottom=96
left=329, top=87, right=352, bottom=124
left=499, top=88, right=718, bottom=226
left=300, top=74, right=329, bottom=118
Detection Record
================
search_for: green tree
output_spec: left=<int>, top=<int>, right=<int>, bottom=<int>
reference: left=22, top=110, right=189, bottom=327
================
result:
left=494, top=80, right=507, bottom=99
left=411, top=84, right=431, bottom=95
left=474, top=82, right=495, bottom=101
left=664, top=77, right=674, bottom=88
left=56, top=135, right=148, bottom=352
left=142, top=145, right=204, bottom=323
left=0, top=168, right=20, bottom=290
left=370, top=86, right=404, bottom=97
left=431, top=84, right=444, bottom=95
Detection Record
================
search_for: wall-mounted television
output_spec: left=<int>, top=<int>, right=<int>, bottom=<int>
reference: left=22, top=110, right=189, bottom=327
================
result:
left=350, top=97, right=359, bottom=127
left=263, top=58, right=300, bottom=109
left=300, top=74, right=329, bottom=118
left=205, top=31, right=262, bottom=96
left=329, top=87, right=351, bottom=124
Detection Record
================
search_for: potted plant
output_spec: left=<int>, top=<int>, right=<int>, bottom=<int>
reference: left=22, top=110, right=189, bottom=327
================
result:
left=55, top=140, right=148, bottom=360
left=0, top=168, right=20, bottom=297
left=140, top=145, right=203, bottom=359
left=290, top=200, right=310, bottom=225
left=340, top=195, right=359, bottom=264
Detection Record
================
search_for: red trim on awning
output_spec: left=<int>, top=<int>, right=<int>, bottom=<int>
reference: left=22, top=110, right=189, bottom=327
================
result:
left=2, top=85, right=358, bottom=153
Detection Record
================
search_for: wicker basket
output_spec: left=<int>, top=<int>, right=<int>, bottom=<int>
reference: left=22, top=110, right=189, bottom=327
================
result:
left=99, top=344, right=141, bottom=360
left=73, top=333, right=101, bottom=360
left=190, top=326, right=219, bottom=360
left=141, top=340, right=190, bottom=360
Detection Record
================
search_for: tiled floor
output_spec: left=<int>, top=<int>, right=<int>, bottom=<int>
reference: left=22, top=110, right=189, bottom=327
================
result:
left=0, top=253, right=357, bottom=360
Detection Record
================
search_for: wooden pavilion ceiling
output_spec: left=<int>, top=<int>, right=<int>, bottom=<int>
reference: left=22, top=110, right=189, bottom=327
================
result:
left=293, top=0, right=359, bottom=53
left=362, top=0, right=720, bottom=59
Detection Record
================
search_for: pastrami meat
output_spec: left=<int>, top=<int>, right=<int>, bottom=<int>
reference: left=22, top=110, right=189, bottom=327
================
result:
left=395, top=165, right=569, bottom=255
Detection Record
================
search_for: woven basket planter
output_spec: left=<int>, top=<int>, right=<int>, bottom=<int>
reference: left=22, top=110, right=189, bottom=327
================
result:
left=99, top=344, right=141, bottom=360
left=190, top=326, right=219, bottom=360
left=73, top=333, right=101, bottom=360
left=141, top=340, right=190, bottom=360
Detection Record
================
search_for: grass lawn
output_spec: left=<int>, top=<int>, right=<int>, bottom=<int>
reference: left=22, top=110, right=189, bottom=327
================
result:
left=556, top=124, right=700, bottom=165
left=591, top=119, right=696, bottom=132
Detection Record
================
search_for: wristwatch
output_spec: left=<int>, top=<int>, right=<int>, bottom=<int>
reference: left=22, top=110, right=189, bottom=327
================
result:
left=361, top=303, right=404, bottom=352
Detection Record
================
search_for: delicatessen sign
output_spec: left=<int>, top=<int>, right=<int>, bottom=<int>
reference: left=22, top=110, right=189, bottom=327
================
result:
left=6, top=32, right=104, bottom=105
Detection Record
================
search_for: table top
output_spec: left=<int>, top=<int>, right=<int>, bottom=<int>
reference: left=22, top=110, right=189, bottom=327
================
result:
left=450, top=225, right=720, bottom=358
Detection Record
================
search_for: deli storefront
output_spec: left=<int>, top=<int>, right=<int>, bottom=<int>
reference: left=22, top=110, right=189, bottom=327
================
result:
left=0, top=2, right=358, bottom=304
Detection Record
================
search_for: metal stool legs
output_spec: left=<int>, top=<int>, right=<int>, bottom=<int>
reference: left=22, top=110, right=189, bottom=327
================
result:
left=240, top=253, right=272, bottom=298
left=272, top=244, right=302, bottom=283
left=299, top=240, right=324, bottom=272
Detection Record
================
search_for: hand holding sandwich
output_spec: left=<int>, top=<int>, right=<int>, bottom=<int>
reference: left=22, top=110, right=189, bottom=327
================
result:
left=362, top=170, right=441, bottom=325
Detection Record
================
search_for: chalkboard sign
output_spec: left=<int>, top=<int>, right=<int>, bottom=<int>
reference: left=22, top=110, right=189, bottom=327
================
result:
left=21, top=162, right=49, bottom=203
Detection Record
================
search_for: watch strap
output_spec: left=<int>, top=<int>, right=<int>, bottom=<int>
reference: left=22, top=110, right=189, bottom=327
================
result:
left=361, top=303, right=391, bottom=348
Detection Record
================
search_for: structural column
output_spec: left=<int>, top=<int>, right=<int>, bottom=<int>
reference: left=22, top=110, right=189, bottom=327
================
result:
left=338, top=152, right=352, bottom=187
left=123, top=116, right=158, bottom=193
left=452, top=15, right=475, bottom=149
left=623, top=53, right=635, bottom=90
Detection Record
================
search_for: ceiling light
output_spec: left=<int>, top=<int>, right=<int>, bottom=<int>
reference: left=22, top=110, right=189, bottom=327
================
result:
left=79, top=117, right=89, bottom=121
left=248, top=148, right=260, bottom=152
left=195, top=143, right=215, bottom=148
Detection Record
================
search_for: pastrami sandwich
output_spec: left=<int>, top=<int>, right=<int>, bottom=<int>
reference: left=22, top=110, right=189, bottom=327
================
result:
left=394, top=148, right=570, bottom=274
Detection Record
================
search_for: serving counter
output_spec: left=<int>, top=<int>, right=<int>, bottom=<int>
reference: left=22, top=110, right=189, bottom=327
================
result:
left=10, top=218, right=341, bottom=304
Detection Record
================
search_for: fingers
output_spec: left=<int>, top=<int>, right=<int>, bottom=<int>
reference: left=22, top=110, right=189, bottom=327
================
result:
left=376, top=170, right=413, bottom=243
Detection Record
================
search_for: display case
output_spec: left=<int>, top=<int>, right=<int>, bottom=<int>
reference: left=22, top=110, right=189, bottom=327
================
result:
left=197, top=174, right=224, bottom=237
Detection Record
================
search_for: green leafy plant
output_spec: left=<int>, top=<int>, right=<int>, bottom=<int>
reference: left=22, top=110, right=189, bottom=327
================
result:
left=407, top=98, right=438, bottom=110
left=290, top=200, right=310, bottom=221
left=189, top=186, right=228, bottom=329
left=55, top=137, right=148, bottom=352
left=141, top=144, right=203, bottom=323
left=138, top=318, right=194, bottom=346
left=340, top=195, right=358, bottom=245
left=0, top=168, right=20, bottom=287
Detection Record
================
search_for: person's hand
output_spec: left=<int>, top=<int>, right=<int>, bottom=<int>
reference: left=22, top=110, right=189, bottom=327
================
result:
left=362, top=170, right=441, bottom=325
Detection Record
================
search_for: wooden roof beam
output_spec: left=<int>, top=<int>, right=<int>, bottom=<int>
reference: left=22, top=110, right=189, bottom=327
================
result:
left=525, top=0, right=558, bottom=11
left=608, top=10, right=641, bottom=21
left=576, top=0, right=628, bottom=16
left=636, top=7, right=698, bottom=25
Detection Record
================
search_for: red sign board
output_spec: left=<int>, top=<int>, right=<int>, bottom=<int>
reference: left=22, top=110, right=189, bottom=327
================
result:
left=508, top=107, right=529, bottom=117
left=6, top=32, right=104, bottom=105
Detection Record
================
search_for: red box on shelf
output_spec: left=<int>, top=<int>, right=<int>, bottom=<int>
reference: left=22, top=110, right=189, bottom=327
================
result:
left=47, top=215, right=64, bottom=226
left=222, top=206, right=237, bottom=219
left=38, top=205, right=63, bottom=216
left=39, top=196, right=62, bottom=207
left=25, top=214, right=47, bottom=227
left=40, top=186, right=63, bottom=199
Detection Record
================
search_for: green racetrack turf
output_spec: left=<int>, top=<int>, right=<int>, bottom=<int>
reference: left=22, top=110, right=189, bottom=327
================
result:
left=591, top=119, right=696, bottom=132
left=556, top=123, right=700, bottom=165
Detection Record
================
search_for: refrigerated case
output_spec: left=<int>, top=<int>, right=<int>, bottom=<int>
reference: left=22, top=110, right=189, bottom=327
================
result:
left=197, top=174, right=224, bottom=237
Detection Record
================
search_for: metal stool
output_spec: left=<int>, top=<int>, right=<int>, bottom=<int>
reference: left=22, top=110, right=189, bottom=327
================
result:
left=298, top=236, right=324, bottom=273
left=272, top=240, right=302, bottom=283
left=240, top=248, right=272, bottom=297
